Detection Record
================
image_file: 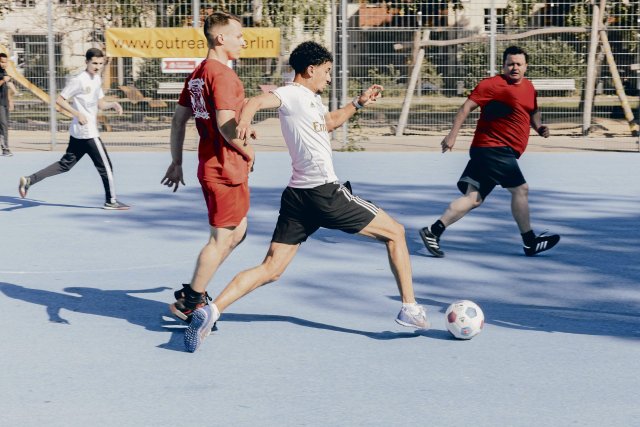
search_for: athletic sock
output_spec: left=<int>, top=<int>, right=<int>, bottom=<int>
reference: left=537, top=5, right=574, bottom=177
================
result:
left=211, top=303, right=221, bottom=320
left=431, top=220, right=446, bottom=237
left=183, top=284, right=205, bottom=309
left=521, top=230, right=536, bottom=246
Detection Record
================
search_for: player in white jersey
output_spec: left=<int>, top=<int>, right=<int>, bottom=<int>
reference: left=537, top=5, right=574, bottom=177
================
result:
left=182, top=41, right=429, bottom=351
left=18, top=48, right=128, bottom=210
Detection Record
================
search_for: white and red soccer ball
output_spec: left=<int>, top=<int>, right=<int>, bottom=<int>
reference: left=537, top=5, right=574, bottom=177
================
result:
left=445, top=300, right=484, bottom=340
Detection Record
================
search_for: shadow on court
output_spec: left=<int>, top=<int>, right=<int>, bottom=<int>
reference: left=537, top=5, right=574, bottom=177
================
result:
left=403, top=296, right=640, bottom=339
left=217, top=312, right=446, bottom=340
left=0, top=195, right=99, bottom=211
left=0, top=282, right=443, bottom=350
left=0, top=282, right=185, bottom=351
left=3, top=175, right=639, bottom=342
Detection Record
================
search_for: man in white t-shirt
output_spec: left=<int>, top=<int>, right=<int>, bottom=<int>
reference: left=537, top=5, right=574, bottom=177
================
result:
left=18, top=48, right=129, bottom=210
left=182, top=41, right=429, bottom=351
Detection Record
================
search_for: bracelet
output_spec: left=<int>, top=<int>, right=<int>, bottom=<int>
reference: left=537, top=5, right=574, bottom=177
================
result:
left=352, top=98, right=363, bottom=110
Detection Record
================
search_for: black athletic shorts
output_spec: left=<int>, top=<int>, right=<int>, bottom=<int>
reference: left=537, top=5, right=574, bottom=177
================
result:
left=457, top=146, right=526, bottom=200
left=272, top=182, right=379, bottom=245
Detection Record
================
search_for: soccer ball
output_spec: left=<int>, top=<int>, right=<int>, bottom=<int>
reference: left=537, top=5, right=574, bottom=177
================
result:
left=445, top=300, right=484, bottom=340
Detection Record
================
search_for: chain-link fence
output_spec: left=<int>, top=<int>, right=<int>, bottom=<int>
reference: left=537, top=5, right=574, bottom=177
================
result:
left=0, top=1, right=638, bottom=150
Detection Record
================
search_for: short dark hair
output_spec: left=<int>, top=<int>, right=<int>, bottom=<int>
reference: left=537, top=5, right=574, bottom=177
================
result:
left=85, top=48, right=104, bottom=61
left=289, top=41, right=333, bottom=74
left=204, top=11, right=241, bottom=47
left=0, top=53, right=7, bottom=59
left=503, top=46, right=528, bottom=64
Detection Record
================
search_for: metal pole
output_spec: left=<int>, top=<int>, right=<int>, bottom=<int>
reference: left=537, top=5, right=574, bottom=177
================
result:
left=340, top=0, right=348, bottom=145
left=489, top=0, right=497, bottom=76
left=330, top=0, right=337, bottom=142
left=583, top=0, right=601, bottom=136
left=192, top=0, right=200, bottom=27
left=46, top=0, right=57, bottom=149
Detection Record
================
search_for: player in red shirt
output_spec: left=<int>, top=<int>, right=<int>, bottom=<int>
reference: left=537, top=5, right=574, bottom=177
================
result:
left=419, top=46, right=560, bottom=258
left=161, top=11, right=255, bottom=345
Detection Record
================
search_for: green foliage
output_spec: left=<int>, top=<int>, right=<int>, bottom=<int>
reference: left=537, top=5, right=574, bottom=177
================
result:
left=134, top=58, right=182, bottom=97
left=457, top=43, right=489, bottom=94
left=520, top=40, right=584, bottom=81
left=261, top=0, right=327, bottom=44
left=66, top=0, right=154, bottom=28
left=21, top=52, right=69, bottom=93
left=505, top=0, right=536, bottom=29
left=235, top=58, right=272, bottom=98
left=366, top=65, right=402, bottom=97
left=566, top=2, right=590, bottom=28
left=458, top=39, right=584, bottom=92
left=608, top=1, right=640, bottom=53
left=420, top=59, right=444, bottom=94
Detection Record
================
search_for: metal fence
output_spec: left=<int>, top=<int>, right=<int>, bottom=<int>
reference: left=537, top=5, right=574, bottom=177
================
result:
left=1, top=0, right=638, bottom=151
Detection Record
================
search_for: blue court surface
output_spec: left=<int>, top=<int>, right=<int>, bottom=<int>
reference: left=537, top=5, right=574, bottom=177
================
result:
left=1, top=151, right=638, bottom=427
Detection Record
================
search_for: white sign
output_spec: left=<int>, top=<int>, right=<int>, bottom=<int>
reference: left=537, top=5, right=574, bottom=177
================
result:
left=161, top=58, right=203, bottom=74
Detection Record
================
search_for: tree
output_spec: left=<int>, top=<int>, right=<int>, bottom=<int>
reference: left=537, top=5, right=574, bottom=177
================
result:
left=0, top=3, right=11, bottom=19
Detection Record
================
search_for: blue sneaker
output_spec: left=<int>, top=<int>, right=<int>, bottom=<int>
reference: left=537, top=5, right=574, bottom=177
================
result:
left=395, top=304, right=430, bottom=329
left=184, top=304, right=219, bottom=353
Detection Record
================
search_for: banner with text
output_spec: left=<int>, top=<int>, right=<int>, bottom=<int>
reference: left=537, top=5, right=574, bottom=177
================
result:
left=105, top=27, right=280, bottom=58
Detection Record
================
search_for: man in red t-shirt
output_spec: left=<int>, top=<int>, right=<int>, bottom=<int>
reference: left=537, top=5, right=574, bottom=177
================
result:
left=161, top=11, right=255, bottom=344
left=419, top=46, right=560, bottom=258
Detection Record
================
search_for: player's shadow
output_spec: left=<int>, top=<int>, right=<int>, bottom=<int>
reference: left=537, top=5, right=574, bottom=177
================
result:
left=0, top=196, right=98, bottom=211
left=218, top=312, right=430, bottom=340
left=0, top=282, right=184, bottom=351
left=0, top=282, right=427, bottom=347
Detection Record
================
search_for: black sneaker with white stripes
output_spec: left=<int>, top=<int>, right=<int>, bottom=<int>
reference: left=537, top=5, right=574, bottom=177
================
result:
left=523, top=233, right=560, bottom=256
left=419, top=226, right=444, bottom=258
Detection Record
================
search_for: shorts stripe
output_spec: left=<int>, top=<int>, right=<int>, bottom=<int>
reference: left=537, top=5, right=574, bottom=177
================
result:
left=338, top=186, right=378, bottom=215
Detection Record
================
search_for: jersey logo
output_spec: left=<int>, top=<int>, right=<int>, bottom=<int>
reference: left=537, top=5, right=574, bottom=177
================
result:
left=188, top=78, right=210, bottom=120
left=312, top=121, right=327, bottom=132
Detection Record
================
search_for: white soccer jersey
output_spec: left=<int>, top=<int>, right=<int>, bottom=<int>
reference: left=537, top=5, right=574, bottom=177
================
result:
left=273, top=83, right=339, bottom=188
left=60, top=71, right=104, bottom=139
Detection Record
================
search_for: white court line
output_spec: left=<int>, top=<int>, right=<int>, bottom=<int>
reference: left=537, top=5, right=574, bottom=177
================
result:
left=0, top=260, right=193, bottom=275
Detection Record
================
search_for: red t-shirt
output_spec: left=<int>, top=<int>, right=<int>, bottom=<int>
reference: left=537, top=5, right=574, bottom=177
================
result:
left=178, top=60, right=248, bottom=184
left=469, top=74, right=538, bottom=156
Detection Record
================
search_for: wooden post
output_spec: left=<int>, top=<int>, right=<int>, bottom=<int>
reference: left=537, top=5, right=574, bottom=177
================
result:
left=396, top=30, right=430, bottom=137
left=599, top=28, right=638, bottom=135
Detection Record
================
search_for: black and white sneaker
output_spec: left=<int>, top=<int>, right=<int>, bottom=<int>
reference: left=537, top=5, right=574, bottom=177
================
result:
left=419, top=226, right=444, bottom=258
left=523, top=233, right=560, bottom=256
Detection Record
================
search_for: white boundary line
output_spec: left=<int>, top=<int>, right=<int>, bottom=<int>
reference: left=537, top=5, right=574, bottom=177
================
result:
left=0, top=260, right=192, bottom=275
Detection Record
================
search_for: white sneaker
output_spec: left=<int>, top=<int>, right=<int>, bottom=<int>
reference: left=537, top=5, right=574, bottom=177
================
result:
left=19, top=176, right=30, bottom=198
left=103, top=200, right=130, bottom=210
left=184, top=304, right=220, bottom=353
left=395, top=304, right=430, bottom=329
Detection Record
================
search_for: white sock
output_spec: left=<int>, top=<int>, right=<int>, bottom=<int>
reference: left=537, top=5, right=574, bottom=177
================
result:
left=211, top=303, right=221, bottom=321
